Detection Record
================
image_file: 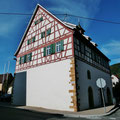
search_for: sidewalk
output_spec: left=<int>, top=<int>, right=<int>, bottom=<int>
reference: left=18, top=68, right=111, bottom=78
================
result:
left=0, top=102, right=119, bottom=118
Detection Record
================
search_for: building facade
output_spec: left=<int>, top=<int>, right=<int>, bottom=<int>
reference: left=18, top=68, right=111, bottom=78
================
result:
left=13, top=4, right=113, bottom=112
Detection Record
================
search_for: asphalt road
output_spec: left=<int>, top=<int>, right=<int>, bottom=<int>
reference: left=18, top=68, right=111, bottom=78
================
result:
left=0, top=106, right=120, bottom=120
left=0, top=107, right=87, bottom=120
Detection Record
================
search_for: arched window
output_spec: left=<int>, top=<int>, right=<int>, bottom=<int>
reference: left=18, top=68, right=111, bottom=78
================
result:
left=88, top=87, right=94, bottom=109
left=87, top=70, right=91, bottom=80
left=107, top=87, right=112, bottom=105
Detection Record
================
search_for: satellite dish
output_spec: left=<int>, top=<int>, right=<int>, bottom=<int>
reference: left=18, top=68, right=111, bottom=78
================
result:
left=96, top=78, right=106, bottom=88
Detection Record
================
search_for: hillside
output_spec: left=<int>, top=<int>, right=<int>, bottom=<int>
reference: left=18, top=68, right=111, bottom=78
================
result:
left=110, top=63, right=120, bottom=79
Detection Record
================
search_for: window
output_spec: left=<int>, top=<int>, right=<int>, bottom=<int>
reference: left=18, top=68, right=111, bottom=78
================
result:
left=44, top=44, right=55, bottom=57
left=39, top=17, right=43, bottom=22
left=41, top=31, right=45, bottom=38
left=32, top=36, right=35, bottom=42
left=56, top=41, right=61, bottom=52
left=19, top=57, right=21, bottom=64
left=34, top=17, right=43, bottom=25
left=19, top=53, right=32, bottom=64
left=46, top=46, right=51, bottom=55
left=34, top=20, right=38, bottom=25
left=27, top=39, right=31, bottom=45
left=27, top=37, right=35, bottom=45
left=43, top=40, right=64, bottom=57
left=87, top=70, right=91, bottom=80
left=27, top=53, right=32, bottom=62
left=21, top=56, right=24, bottom=64
left=46, top=28, right=51, bottom=36
left=56, top=40, right=64, bottom=53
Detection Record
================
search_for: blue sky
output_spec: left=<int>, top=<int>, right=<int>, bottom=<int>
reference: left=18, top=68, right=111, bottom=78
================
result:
left=0, top=0, right=120, bottom=74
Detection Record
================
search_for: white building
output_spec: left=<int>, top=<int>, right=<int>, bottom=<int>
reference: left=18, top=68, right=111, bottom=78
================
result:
left=13, top=4, right=113, bottom=112
left=111, top=75, right=119, bottom=87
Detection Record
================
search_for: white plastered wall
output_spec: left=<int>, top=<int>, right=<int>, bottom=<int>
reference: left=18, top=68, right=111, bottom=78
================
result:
left=76, top=59, right=113, bottom=110
left=26, top=59, right=74, bottom=111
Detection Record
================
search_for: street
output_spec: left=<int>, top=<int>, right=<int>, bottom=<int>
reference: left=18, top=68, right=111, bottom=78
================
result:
left=0, top=107, right=87, bottom=120
left=0, top=106, right=120, bottom=120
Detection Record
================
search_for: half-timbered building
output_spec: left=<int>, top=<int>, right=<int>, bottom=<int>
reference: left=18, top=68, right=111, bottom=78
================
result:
left=13, top=4, right=113, bottom=112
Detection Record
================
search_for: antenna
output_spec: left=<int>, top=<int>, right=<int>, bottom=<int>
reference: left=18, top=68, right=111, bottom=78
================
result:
left=63, top=13, right=68, bottom=21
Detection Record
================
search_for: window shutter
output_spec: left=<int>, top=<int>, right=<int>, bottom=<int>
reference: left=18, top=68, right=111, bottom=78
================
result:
left=19, top=57, right=21, bottom=64
left=52, top=43, right=55, bottom=54
left=24, top=55, right=27, bottom=63
left=61, top=40, right=64, bottom=51
left=50, top=44, right=53, bottom=54
left=30, top=53, right=32, bottom=61
left=43, top=47, right=46, bottom=57
left=50, top=44, right=55, bottom=54
left=27, top=40, right=29, bottom=45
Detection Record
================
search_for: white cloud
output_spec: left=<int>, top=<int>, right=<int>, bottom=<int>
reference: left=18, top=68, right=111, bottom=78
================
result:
left=47, top=0, right=101, bottom=29
left=100, top=40, right=120, bottom=56
left=100, top=40, right=120, bottom=65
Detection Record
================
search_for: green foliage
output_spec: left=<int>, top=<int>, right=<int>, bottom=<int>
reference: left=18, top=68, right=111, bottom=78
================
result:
left=110, top=63, right=120, bottom=79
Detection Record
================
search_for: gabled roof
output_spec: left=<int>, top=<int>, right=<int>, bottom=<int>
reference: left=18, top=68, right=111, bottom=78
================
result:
left=14, top=4, right=75, bottom=56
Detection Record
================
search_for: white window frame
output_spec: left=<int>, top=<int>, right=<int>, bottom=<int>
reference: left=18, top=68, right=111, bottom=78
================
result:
left=46, top=46, right=51, bottom=55
left=56, top=41, right=61, bottom=52
left=21, top=56, right=24, bottom=64
left=27, top=54, right=31, bottom=62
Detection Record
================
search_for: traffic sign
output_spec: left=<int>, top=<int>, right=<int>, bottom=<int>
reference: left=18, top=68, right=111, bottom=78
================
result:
left=96, top=78, right=106, bottom=88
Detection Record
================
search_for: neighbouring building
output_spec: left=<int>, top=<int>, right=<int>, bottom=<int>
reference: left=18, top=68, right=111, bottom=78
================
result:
left=111, top=75, right=119, bottom=87
left=13, top=4, right=113, bottom=112
left=0, top=75, right=3, bottom=93
left=0, top=73, right=13, bottom=94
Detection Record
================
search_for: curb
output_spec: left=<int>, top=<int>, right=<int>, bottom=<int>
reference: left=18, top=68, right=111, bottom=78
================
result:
left=64, top=106, right=119, bottom=118
left=0, top=103, right=119, bottom=118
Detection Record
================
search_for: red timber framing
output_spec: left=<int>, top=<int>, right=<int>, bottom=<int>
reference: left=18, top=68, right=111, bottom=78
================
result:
left=15, top=4, right=74, bottom=72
